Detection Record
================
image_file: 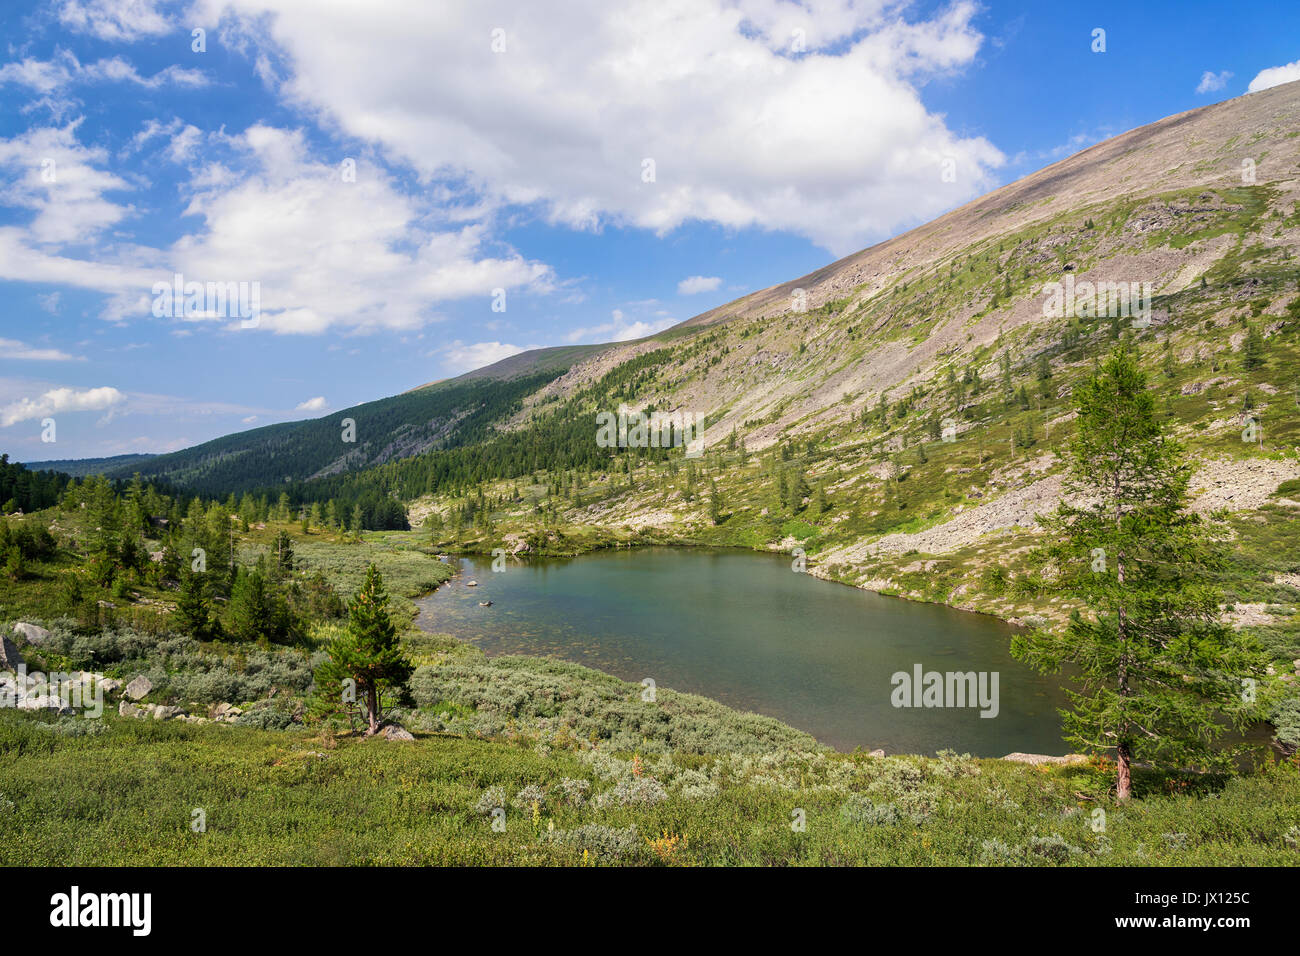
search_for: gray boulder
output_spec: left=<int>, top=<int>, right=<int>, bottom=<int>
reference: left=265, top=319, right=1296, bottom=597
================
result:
left=380, top=724, right=415, bottom=741
left=19, top=694, right=74, bottom=715
left=209, top=702, right=243, bottom=722
left=12, top=622, right=51, bottom=646
left=119, top=700, right=184, bottom=720
left=124, top=675, right=153, bottom=700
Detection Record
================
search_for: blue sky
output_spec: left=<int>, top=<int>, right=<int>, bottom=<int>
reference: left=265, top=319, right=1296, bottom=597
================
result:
left=2, top=0, right=1298, bottom=461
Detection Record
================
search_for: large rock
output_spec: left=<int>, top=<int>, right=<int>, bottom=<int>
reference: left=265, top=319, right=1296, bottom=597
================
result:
left=124, top=675, right=153, bottom=701
left=0, top=635, right=23, bottom=671
left=12, top=622, right=51, bottom=646
left=119, top=700, right=183, bottom=720
left=19, top=694, right=74, bottom=715
left=209, top=702, right=243, bottom=722
left=1001, top=752, right=1089, bottom=766
left=380, top=724, right=415, bottom=741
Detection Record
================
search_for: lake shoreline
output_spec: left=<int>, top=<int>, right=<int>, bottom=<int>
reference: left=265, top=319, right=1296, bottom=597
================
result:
left=413, top=544, right=1073, bottom=757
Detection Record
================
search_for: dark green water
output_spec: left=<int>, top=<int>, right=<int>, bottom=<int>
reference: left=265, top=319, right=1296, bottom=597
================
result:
left=414, top=547, right=1069, bottom=756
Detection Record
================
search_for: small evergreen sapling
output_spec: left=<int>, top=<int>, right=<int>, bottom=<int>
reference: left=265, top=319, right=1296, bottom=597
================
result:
left=314, top=563, right=412, bottom=735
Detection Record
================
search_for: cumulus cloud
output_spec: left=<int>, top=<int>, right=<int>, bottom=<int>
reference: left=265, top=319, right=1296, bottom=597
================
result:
left=0, top=122, right=135, bottom=244
left=294, top=395, right=327, bottom=411
left=0, top=385, right=124, bottom=426
left=1248, top=60, right=1300, bottom=93
left=0, top=338, right=81, bottom=361
left=1196, top=70, right=1232, bottom=94
left=0, top=122, right=553, bottom=333
left=677, top=275, right=722, bottom=295
left=197, top=0, right=1003, bottom=254
left=439, top=340, right=526, bottom=374
left=165, top=125, right=554, bottom=333
left=565, top=308, right=677, bottom=344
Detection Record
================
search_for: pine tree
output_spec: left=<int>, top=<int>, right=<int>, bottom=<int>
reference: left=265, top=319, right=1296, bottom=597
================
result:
left=1242, top=323, right=1266, bottom=370
left=787, top=470, right=809, bottom=512
left=314, top=564, right=412, bottom=735
left=1012, top=346, right=1264, bottom=800
left=709, top=483, right=723, bottom=525
left=227, top=566, right=273, bottom=642
left=275, top=530, right=294, bottom=573
left=174, top=566, right=213, bottom=639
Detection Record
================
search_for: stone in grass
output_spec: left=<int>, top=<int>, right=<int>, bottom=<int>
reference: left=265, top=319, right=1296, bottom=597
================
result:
left=18, top=694, right=74, bottom=715
left=12, top=622, right=51, bottom=646
left=118, top=700, right=184, bottom=720
left=380, top=724, right=415, bottom=741
left=1001, top=752, right=1089, bottom=766
left=209, top=702, right=243, bottom=722
left=124, top=675, right=152, bottom=701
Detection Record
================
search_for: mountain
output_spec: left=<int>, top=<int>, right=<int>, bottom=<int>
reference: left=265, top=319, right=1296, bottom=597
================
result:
left=103, top=346, right=613, bottom=496
left=384, top=79, right=1298, bottom=619
left=20, top=453, right=156, bottom=478
left=107, top=81, right=1300, bottom=557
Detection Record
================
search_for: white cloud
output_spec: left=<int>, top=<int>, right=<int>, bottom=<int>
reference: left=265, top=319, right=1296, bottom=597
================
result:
left=127, top=118, right=204, bottom=163
left=1196, top=70, right=1232, bottom=94
left=677, top=275, right=722, bottom=295
left=197, top=0, right=1003, bottom=255
left=37, top=292, right=62, bottom=314
left=1248, top=60, right=1300, bottom=93
left=0, top=122, right=554, bottom=332
left=565, top=307, right=677, bottom=344
left=0, top=338, right=81, bottom=361
left=0, top=385, right=124, bottom=426
left=294, top=395, right=327, bottom=411
left=0, top=50, right=209, bottom=94
left=167, top=125, right=554, bottom=333
left=439, top=340, right=526, bottom=374
left=0, top=122, right=135, bottom=244
left=57, top=0, right=173, bottom=42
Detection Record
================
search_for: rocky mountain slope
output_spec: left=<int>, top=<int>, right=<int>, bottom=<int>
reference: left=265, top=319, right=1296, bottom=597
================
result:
left=397, top=81, right=1300, bottom=639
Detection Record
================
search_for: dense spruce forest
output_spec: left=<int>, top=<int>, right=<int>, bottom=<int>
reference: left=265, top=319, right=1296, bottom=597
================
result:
left=0, top=455, right=71, bottom=514
left=103, top=372, right=562, bottom=498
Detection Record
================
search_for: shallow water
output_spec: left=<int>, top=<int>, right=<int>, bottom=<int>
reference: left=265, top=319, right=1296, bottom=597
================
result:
left=415, top=547, right=1070, bottom=755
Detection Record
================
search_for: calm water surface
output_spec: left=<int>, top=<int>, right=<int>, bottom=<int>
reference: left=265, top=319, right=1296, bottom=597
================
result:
left=414, top=547, right=1069, bottom=755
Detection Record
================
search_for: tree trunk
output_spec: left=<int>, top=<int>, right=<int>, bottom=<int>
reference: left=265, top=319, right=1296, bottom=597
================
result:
left=1116, top=741, right=1133, bottom=801
left=1114, top=479, right=1132, bottom=802
left=366, top=686, right=379, bottom=735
